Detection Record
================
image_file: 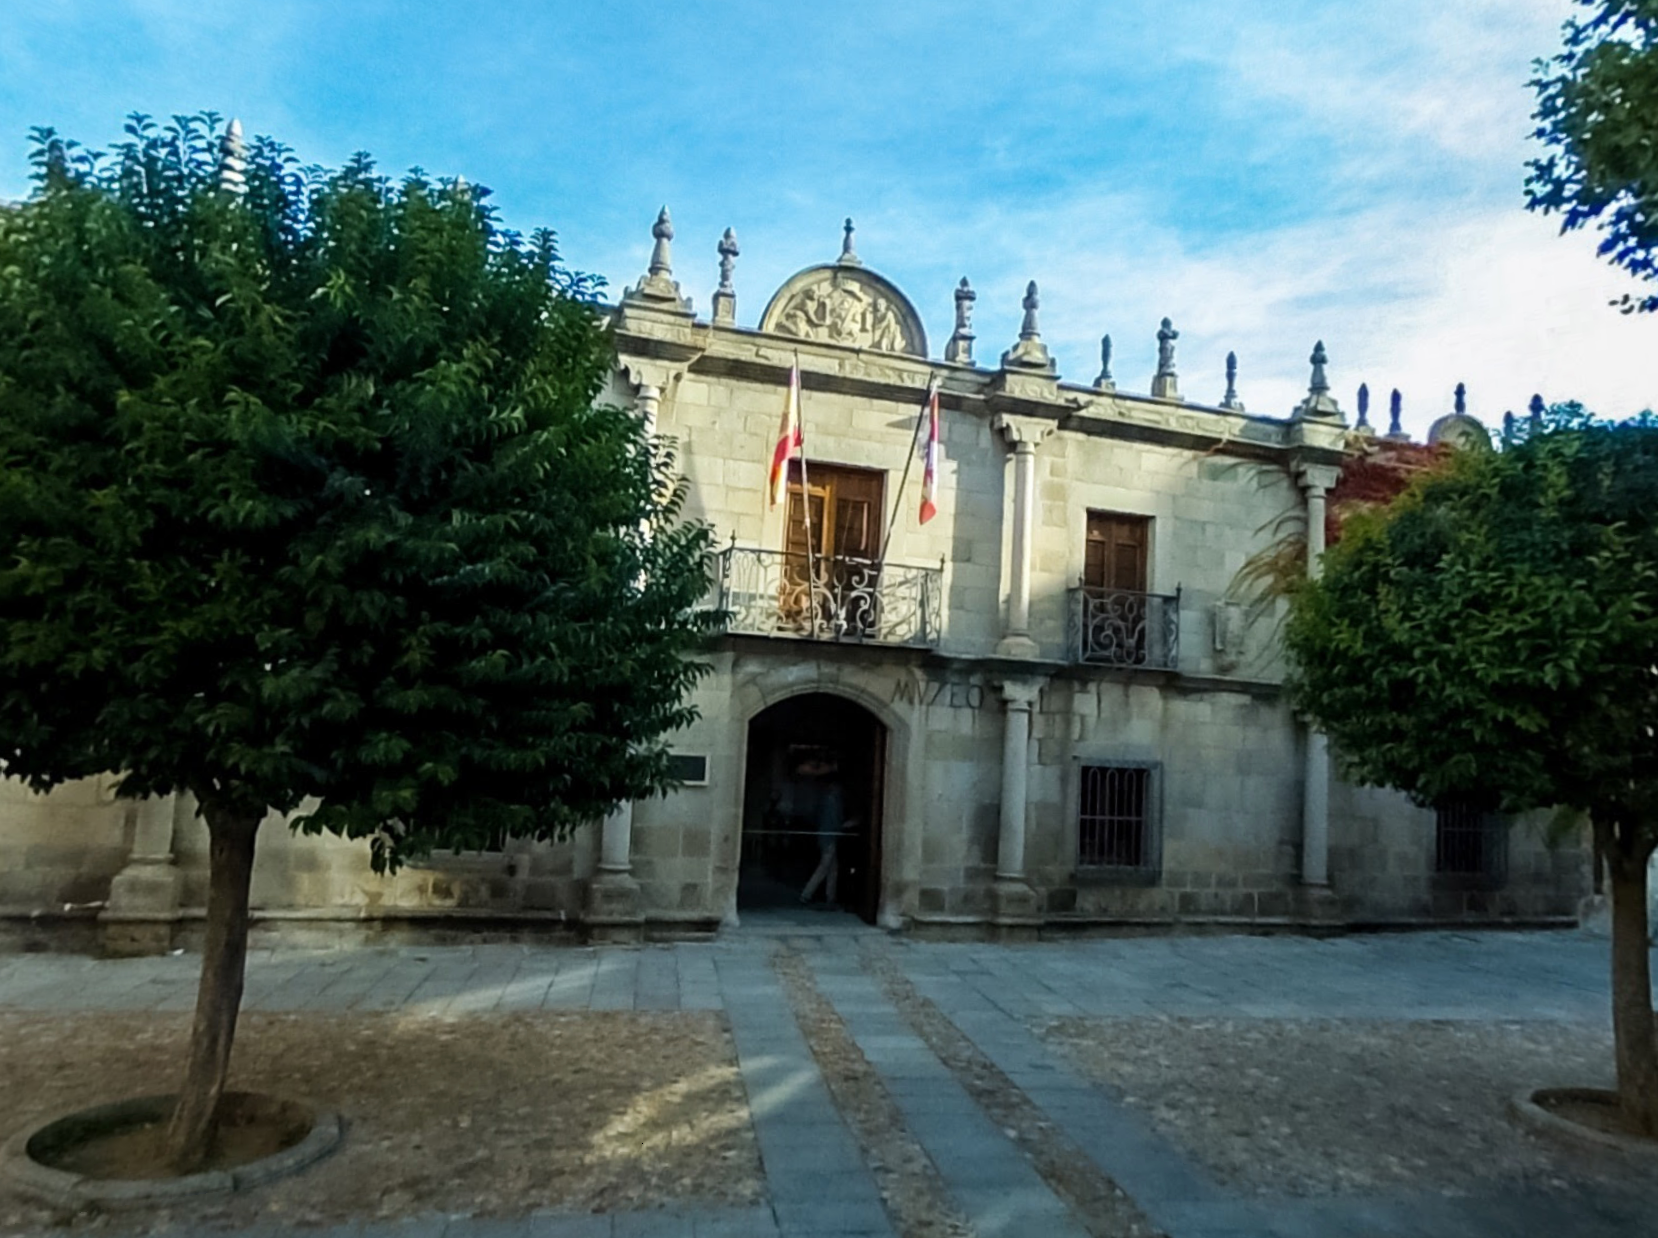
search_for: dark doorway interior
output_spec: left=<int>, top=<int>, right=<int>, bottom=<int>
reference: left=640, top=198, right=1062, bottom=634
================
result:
left=741, top=693, right=885, bottom=924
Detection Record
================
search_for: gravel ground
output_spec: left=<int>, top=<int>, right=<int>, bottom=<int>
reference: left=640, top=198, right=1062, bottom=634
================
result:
left=1042, top=1017, right=1639, bottom=1199
left=865, top=950, right=1163, bottom=1238
left=0, top=1010, right=761, bottom=1235
left=771, top=948, right=972, bottom=1238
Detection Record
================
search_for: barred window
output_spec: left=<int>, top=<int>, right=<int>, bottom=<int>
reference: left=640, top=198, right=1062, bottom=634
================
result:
left=1079, top=764, right=1155, bottom=871
left=1434, top=802, right=1507, bottom=885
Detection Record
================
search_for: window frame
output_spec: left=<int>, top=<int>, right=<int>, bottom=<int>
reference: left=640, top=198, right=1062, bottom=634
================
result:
left=1070, top=757, right=1163, bottom=885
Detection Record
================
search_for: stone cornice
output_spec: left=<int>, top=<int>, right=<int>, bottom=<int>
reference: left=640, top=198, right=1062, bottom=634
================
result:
left=610, top=312, right=1353, bottom=467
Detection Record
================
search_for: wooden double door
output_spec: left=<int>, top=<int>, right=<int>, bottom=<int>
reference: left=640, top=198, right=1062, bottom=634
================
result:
left=782, top=461, right=885, bottom=635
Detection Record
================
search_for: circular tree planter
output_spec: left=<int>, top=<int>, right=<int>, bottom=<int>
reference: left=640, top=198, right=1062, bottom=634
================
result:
left=1510, top=1087, right=1658, bottom=1161
left=0, top=1092, right=341, bottom=1208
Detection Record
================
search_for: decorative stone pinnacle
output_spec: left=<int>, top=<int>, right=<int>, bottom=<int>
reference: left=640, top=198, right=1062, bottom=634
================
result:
left=712, top=227, right=740, bottom=326
left=1094, top=333, right=1115, bottom=390
left=1386, top=388, right=1407, bottom=440
left=648, top=207, right=674, bottom=278
left=945, top=276, right=977, bottom=365
left=717, top=228, right=738, bottom=293
left=624, top=206, right=692, bottom=313
left=1529, top=393, right=1546, bottom=431
left=1356, top=382, right=1371, bottom=430
left=999, top=280, right=1054, bottom=373
left=838, top=217, right=861, bottom=266
left=1503, top=411, right=1517, bottom=441
left=1019, top=281, right=1041, bottom=340
left=1454, top=382, right=1467, bottom=415
left=1308, top=341, right=1330, bottom=395
left=1294, top=340, right=1342, bottom=420
left=1151, top=318, right=1180, bottom=400
left=1221, top=350, right=1243, bottom=411
left=217, top=117, right=247, bottom=197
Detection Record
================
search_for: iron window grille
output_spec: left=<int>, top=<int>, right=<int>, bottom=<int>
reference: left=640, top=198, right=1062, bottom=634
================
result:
left=1077, top=763, right=1161, bottom=880
left=1434, top=801, right=1507, bottom=888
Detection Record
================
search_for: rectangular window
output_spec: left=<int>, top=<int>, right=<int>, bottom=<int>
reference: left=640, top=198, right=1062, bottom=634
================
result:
left=1084, top=512, right=1150, bottom=593
left=1434, top=802, right=1507, bottom=886
left=1078, top=764, right=1156, bottom=872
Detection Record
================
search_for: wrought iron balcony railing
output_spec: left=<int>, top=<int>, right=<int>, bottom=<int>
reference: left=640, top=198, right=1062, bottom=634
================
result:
left=715, top=544, right=944, bottom=648
left=1069, top=585, right=1181, bottom=670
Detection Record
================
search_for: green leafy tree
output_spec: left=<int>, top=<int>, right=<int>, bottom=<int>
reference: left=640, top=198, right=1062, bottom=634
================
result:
left=0, top=114, right=717, bottom=1169
left=1528, top=0, right=1658, bottom=311
left=1285, top=415, right=1658, bottom=1133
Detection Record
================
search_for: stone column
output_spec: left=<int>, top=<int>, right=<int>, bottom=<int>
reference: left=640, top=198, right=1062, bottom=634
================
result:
left=585, top=374, right=662, bottom=943
left=100, top=793, right=186, bottom=956
left=992, top=678, right=1044, bottom=933
left=1296, top=464, right=1340, bottom=892
left=992, top=416, right=1054, bottom=659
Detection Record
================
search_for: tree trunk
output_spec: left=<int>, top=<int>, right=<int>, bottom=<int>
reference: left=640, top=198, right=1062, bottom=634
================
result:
left=1607, top=840, right=1658, bottom=1136
left=164, top=804, right=261, bottom=1172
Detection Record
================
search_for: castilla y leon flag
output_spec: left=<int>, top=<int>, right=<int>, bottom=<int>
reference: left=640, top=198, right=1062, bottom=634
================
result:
left=918, top=381, right=941, bottom=524
left=769, top=362, right=803, bottom=507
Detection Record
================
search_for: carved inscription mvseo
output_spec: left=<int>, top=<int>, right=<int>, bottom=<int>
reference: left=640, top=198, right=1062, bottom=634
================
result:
left=891, top=678, right=985, bottom=710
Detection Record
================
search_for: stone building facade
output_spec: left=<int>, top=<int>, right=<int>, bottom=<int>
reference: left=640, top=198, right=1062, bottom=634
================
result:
left=0, top=213, right=1591, bottom=947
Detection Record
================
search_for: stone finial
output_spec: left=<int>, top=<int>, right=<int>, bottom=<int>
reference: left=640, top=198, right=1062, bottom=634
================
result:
left=1385, top=388, right=1409, bottom=440
left=999, top=280, right=1055, bottom=373
left=217, top=118, right=247, bottom=197
left=1529, top=393, right=1546, bottom=433
left=945, top=276, right=977, bottom=365
left=838, top=217, right=861, bottom=266
left=624, top=206, right=693, bottom=312
left=1221, top=350, right=1244, bottom=411
left=1356, top=382, right=1371, bottom=431
left=712, top=227, right=739, bottom=326
left=1293, top=340, right=1342, bottom=420
left=1454, top=382, right=1467, bottom=415
left=1151, top=318, right=1180, bottom=400
left=649, top=206, right=674, bottom=277
left=1503, top=411, right=1517, bottom=442
left=1094, top=333, right=1115, bottom=391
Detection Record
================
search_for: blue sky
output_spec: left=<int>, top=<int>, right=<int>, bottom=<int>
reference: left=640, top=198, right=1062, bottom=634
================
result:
left=2, top=0, right=1653, bottom=430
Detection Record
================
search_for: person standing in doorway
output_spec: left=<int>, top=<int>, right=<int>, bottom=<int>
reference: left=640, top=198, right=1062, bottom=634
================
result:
left=797, top=751, right=851, bottom=906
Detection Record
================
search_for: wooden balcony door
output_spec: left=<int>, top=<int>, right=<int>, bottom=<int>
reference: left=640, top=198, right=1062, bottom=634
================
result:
left=783, top=462, right=885, bottom=634
left=1083, top=512, right=1151, bottom=662
left=1084, top=512, right=1149, bottom=593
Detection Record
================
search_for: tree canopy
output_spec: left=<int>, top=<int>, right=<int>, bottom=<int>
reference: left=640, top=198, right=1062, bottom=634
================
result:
left=1283, top=413, right=1658, bottom=1131
left=0, top=112, right=717, bottom=1166
left=1528, top=0, right=1658, bottom=311
left=0, top=114, right=717, bottom=859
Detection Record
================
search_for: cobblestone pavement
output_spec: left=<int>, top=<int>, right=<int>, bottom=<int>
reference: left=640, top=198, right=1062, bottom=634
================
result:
left=3, top=924, right=1656, bottom=1238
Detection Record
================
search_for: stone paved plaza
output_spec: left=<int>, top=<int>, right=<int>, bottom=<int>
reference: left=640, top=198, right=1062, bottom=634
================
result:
left=3, top=922, right=1656, bottom=1238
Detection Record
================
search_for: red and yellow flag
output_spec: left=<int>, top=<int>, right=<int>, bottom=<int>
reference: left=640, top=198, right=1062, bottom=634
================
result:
left=919, top=383, right=940, bottom=524
left=769, top=363, right=803, bottom=507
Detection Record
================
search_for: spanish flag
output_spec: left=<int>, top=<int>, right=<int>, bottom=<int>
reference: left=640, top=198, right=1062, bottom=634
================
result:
left=769, top=363, right=803, bottom=507
left=919, top=382, right=940, bottom=524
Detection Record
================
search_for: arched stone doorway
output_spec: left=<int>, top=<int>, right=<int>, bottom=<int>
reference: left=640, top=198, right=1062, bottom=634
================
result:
left=740, top=693, right=887, bottom=924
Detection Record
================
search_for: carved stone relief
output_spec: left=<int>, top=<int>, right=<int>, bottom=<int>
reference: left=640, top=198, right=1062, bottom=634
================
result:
left=762, top=269, right=924, bottom=356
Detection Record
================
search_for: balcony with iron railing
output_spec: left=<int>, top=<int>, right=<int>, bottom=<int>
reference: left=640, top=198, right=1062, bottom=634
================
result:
left=714, top=543, right=945, bottom=648
left=1068, top=585, right=1181, bottom=670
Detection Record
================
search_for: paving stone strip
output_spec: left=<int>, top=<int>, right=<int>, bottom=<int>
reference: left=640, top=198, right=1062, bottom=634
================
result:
left=770, top=947, right=974, bottom=1238
left=860, top=945, right=1165, bottom=1238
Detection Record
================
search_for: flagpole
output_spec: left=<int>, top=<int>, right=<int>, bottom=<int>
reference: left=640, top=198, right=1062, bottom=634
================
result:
left=793, top=353, right=820, bottom=639
left=879, top=376, right=938, bottom=569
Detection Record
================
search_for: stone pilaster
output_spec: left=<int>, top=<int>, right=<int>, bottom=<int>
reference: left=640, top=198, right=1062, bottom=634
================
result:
left=992, top=678, right=1044, bottom=936
left=1295, top=462, right=1342, bottom=916
left=992, top=415, right=1055, bottom=659
left=586, top=802, right=644, bottom=942
left=100, top=793, right=187, bottom=956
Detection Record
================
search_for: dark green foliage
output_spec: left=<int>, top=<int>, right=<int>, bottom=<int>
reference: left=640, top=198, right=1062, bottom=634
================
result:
left=1528, top=1, right=1658, bottom=311
left=1285, top=413, right=1658, bottom=834
left=0, top=113, right=718, bottom=864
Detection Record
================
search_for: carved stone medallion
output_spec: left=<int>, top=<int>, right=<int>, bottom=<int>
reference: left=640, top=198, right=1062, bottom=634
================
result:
left=758, top=267, right=928, bottom=357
